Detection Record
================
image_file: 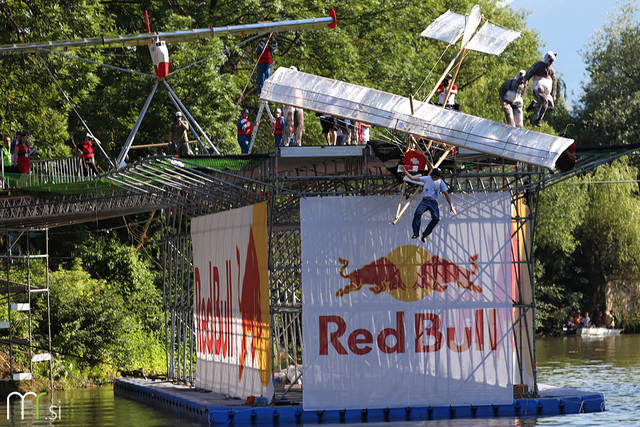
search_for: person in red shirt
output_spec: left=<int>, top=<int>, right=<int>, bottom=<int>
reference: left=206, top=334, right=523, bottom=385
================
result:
left=436, top=73, right=458, bottom=109
left=72, top=133, right=100, bottom=176
left=14, top=132, right=34, bottom=174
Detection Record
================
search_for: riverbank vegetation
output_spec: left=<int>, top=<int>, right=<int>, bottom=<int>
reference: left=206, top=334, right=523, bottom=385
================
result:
left=0, top=0, right=639, bottom=385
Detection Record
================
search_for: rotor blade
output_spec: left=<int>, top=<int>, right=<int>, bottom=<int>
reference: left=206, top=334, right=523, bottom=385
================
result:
left=0, top=12, right=337, bottom=54
left=460, top=5, right=481, bottom=47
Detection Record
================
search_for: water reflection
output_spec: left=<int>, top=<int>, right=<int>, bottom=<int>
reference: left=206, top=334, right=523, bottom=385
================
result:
left=1, top=335, right=639, bottom=426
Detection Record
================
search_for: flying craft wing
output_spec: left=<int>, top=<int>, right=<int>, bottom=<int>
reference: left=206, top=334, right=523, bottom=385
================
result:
left=420, top=6, right=519, bottom=54
left=260, top=67, right=573, bottom=170
left=0, top=12, right=337, bottom=53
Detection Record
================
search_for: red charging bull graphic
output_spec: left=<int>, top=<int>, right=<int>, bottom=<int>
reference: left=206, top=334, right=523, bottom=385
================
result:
left=192, top=202, right=272, bottom=398
left=336, top=245, right=481, bottom=301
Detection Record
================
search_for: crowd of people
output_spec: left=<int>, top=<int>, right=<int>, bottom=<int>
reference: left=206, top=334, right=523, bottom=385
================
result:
left=566, top=309, right=621, bottom=330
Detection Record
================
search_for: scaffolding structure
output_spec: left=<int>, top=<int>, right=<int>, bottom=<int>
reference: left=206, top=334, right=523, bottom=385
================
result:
left=2, top=141, right=635, bottom=397
left=153, top=145, right=543, bottom=401
left=0, top=228, right=53, bottom=389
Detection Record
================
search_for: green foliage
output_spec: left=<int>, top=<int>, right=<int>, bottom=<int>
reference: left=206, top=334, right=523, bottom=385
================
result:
left=573, top=1, right=640, bottom=145
left=76, top=234, right=163, bottom=334
left=44, top=266, right=164, bottom=381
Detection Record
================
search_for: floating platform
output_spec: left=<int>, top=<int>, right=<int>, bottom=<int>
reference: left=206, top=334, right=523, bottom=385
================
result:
left=114, top=378, right=605, bottom=425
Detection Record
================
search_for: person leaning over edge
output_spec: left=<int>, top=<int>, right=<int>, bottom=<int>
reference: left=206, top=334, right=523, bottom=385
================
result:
left=400, top=166, right=456, bottom=243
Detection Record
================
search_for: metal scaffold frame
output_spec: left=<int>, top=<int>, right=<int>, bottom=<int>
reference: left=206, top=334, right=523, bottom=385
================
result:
left=158, top=147, right=543, bottom=402
left=0, top=228, right=53, bottom=389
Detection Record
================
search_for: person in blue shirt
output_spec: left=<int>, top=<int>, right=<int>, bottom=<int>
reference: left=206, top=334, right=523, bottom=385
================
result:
left=236, top=109, right=255, bottom=154
left=400, top=166, right=457, bottom=242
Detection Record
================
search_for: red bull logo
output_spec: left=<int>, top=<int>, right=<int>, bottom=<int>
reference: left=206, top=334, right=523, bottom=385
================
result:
left=336, top=245, right=481, bottom=301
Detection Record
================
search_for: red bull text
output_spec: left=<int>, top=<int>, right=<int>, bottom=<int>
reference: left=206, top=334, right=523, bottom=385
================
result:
left=195, top=260, right=234, bottom=358
left=319, top=309, right=498, bottom=355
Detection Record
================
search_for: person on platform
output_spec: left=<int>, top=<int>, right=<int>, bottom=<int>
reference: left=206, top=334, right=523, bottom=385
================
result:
left=2, top=136, right=12, bottom=170
left=436, top=73, right=458, bottom=109
left=10, top=131, right=21, bottom=171
left=14, top=132, right=35, bottom=174
left=400, top=166, right=457, bottom=243
left=256, top=37, right=277, bottom=96
left=237, top=109, right=255, bottom=154
left=523, top=51, right=557, bottom=127
left=72, top=133, right=100, bottom=176
left=357, top=122, right=371, bottom=145
left=499, top=70, right=527, bottom=128
left=318, top=113, right=337, bottom=145
left=272, top=108, right=286, bottom=148
left=168, top=111, right=192, bottom=156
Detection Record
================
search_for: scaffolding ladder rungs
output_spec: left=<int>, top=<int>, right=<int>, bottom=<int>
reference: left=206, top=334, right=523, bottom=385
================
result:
left=32, top=353, right=52, bottom=362
left=10, top=303, right=29, bottom=311
left=29, top=288, right=49, bottom=294
left=12, top=372, right=32, bottom=381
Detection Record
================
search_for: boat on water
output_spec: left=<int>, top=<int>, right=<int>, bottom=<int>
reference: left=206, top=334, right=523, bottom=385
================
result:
left=577, top=327, right=623, bottom=336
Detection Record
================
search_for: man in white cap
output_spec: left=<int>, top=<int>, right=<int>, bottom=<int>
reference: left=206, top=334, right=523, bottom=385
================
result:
left=168, top=111, right=192, bottom=155
left=499, top=70, right=527, bottom=128
left=523, top=51, right=557, bottom=127
left=271, top=108, right=286, bottom=147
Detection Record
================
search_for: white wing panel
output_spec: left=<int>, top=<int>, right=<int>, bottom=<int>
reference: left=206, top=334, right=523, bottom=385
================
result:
left=466, top=22, right=521, bottom=56
left=261, top=67, right=573, bottom=169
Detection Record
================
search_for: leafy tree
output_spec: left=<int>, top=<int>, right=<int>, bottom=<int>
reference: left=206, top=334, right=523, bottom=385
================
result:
left=573, top=1, right=640, bottom=146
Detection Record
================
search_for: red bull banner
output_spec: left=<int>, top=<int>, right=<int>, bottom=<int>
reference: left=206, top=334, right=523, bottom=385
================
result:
left=191, top=202, right=273, bottom=401
left=301, top=194, right=513, bottom=410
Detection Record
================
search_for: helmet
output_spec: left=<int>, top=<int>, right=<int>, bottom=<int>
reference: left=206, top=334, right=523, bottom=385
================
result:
left=543, top=51, right=556, bottom=64
left=516, top=69, right=526, bottom=80
left=431, top=167, right=442, bottom=177
left=83, top=132, right=91, bottom=139
left=241, top=109, right=249, bottom=115
left=175, top=111, right=183, bottom=117
left=275, top=108, right=282, bottom=114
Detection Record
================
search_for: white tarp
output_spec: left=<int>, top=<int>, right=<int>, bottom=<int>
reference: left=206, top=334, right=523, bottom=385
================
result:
left=465, top=22, right=521, bottom=56
left=301, top=194, right=513, bottom=410
left=420, top=10, right=467, bottom=45
left=192, top=202, right=274, bottom=401
left=260, top=67, right=573, bottom=169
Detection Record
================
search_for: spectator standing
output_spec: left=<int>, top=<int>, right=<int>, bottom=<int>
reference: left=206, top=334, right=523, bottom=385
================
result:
left=272, top=108, right=285, bottom=148
left=72, top=133, right=100, bottom=176
left=168, top=111, right=192, bottom=156
left=14, top=132, right=34, bottom=174
left=2, top=136, right=12, bottom=169
left=236, top=109, right=255, bottom=154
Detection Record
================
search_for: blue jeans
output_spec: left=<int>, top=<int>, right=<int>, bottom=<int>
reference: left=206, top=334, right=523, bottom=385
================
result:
left=274, top=134, right=284, bottom=147
left=238, top=135, right=250, bottom=154
left=257, top=63, right=271, bottom=96
left=412, top=198, right=440, bottom=237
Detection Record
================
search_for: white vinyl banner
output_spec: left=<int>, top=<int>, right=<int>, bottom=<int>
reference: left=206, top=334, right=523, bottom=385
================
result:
left=301, top=194, right=513, bottom=410
left=192, top=202, right=274, bottom=401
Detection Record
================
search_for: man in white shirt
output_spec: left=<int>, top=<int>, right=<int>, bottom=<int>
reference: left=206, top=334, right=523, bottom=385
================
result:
left=401, top=166, right=456, bottom=242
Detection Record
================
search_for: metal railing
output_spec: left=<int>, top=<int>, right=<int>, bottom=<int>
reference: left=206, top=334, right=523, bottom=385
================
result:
left=2, top=156, right=94, bottom=189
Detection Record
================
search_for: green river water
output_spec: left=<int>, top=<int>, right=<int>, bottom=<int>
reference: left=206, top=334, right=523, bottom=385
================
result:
left=1, top=334, right=638, bottom=426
